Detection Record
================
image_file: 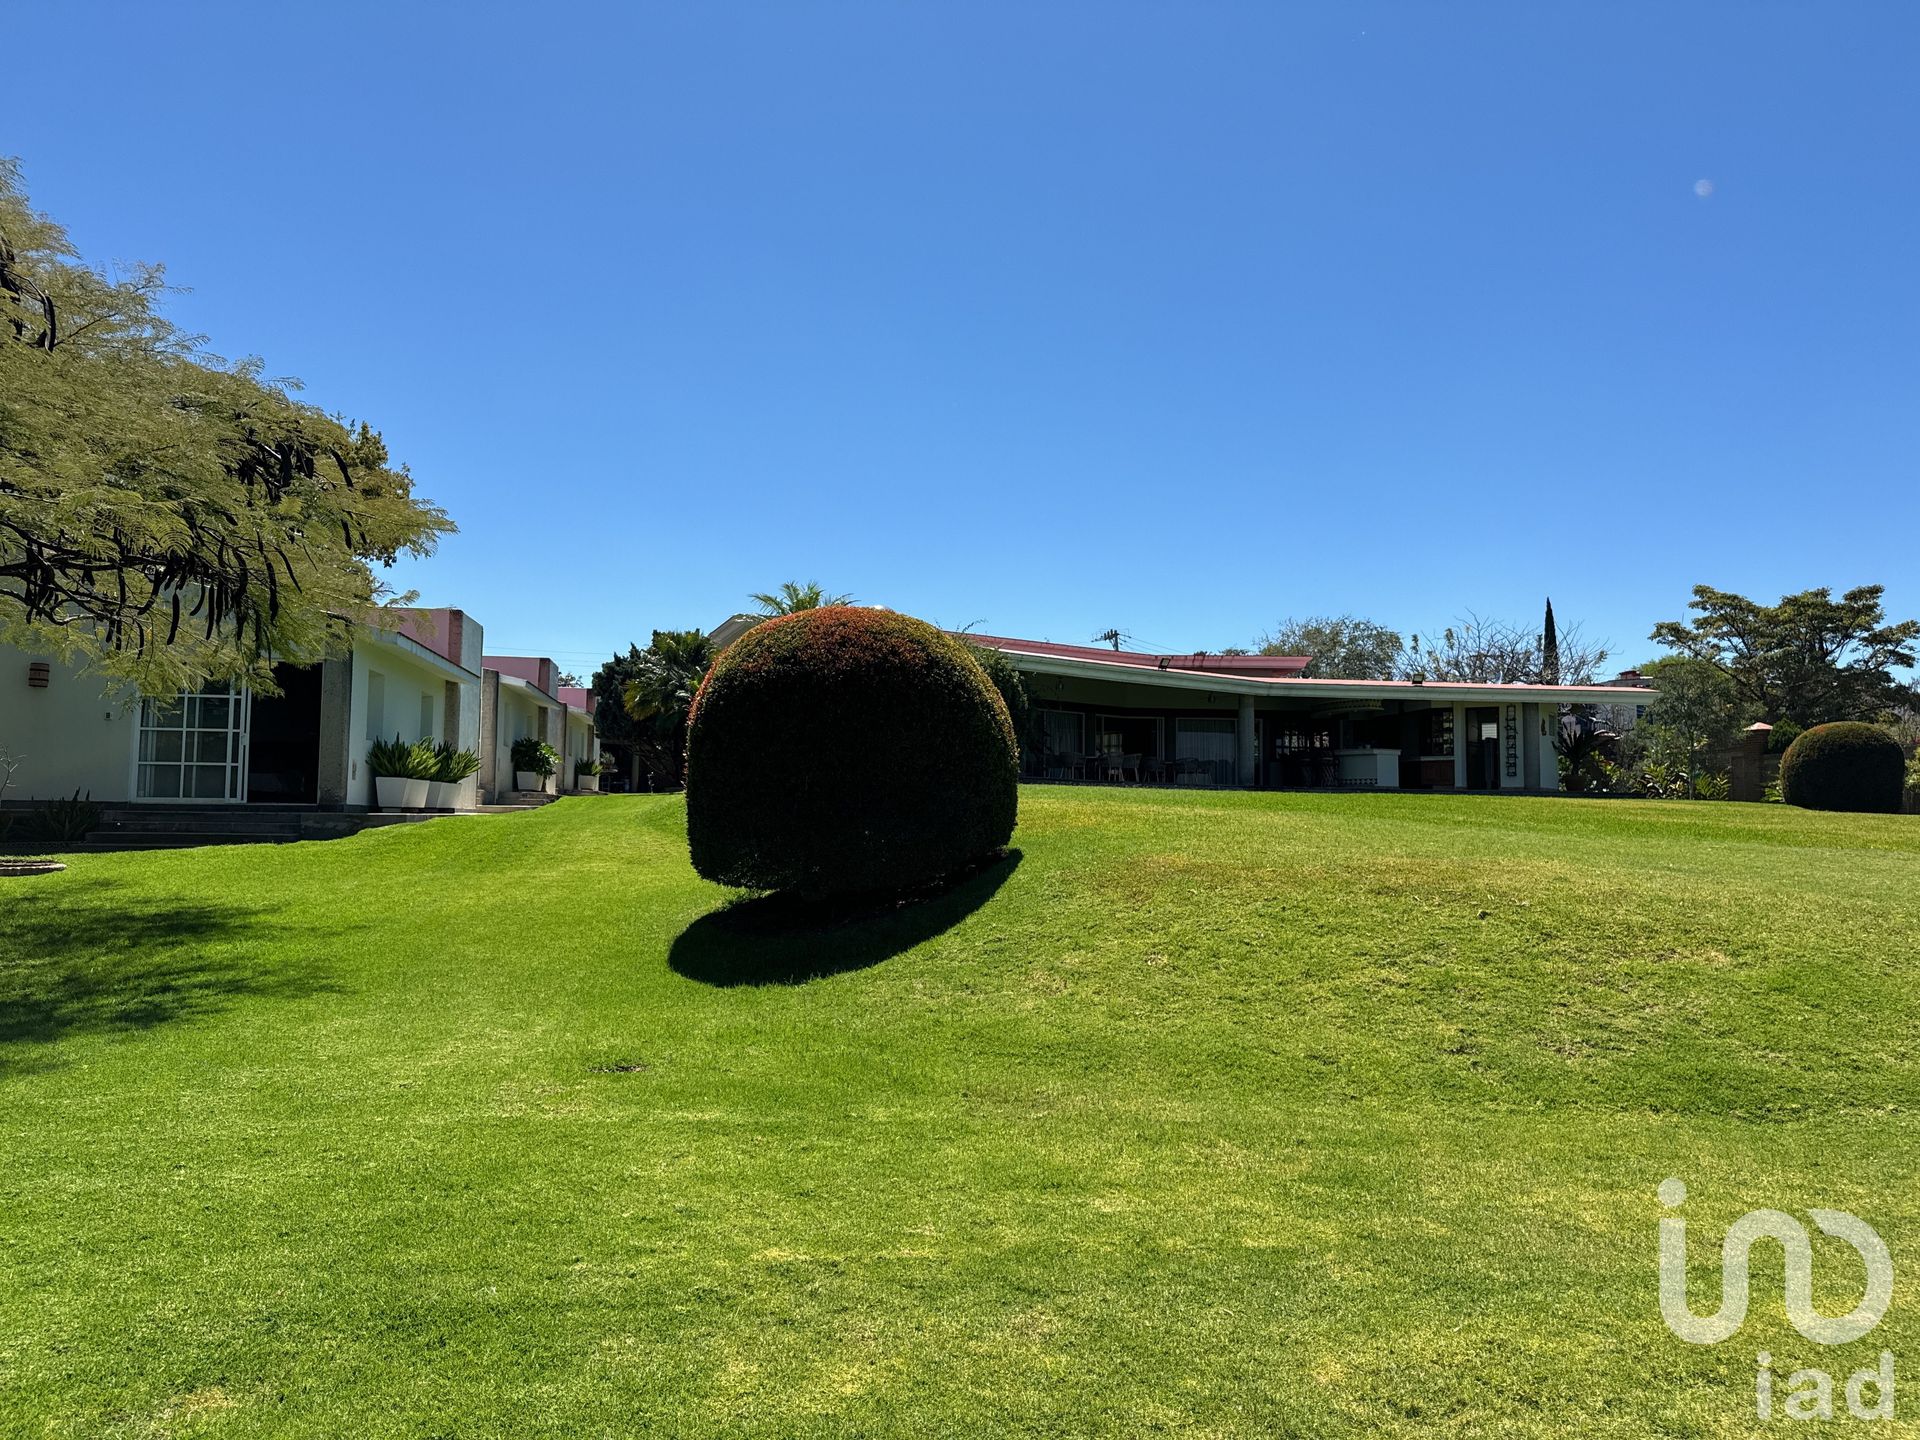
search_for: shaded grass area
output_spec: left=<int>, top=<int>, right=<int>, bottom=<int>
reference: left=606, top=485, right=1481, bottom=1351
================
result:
left=2, top=791, right=1918, bottom=1437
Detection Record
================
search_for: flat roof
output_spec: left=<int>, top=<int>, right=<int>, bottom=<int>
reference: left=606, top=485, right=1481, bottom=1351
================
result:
left=495, top=672, right=560, bottom=707
left=961, top=633, right=1310, bottom=678
left=364, top=627, right=479, bottom=685
left=975, top=636, right=1658, bottom=705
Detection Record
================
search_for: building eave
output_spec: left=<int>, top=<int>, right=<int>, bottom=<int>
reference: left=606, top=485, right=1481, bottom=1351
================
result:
left=495, top=672, right=560, bottom=707
left=995, top=647, right=1658, bottom=704
left=364, top=627, right=480, bottom=686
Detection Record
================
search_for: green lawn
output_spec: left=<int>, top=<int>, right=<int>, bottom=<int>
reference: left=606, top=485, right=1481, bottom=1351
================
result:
left=3, top=790, right=1918, bottom=1437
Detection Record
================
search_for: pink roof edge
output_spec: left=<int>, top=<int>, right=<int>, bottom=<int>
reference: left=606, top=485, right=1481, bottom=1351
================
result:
left=558, top=686, right=595, bottom=713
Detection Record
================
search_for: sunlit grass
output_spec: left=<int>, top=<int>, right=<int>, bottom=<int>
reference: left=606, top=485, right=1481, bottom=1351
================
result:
left=3, top=790, right=1916, bottom=1436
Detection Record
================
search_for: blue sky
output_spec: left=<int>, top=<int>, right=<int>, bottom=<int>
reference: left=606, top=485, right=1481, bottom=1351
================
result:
left=8, top=3, right=1917, bottom=673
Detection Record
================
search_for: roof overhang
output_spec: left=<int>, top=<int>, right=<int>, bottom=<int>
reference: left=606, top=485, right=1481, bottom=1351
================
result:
left=364, top=627, right=480, bottom=686
left=708, top=613, right=763, bottom=651
left=496, top=672, right=560, bottom=707
left=995, top=646, right=1658, bottom=705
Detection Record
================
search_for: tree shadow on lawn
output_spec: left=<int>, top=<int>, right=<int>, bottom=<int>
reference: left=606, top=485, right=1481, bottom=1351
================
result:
left=669, top=850, right=1023, bottom=987
left=0, top=877, right=342, bottom=1070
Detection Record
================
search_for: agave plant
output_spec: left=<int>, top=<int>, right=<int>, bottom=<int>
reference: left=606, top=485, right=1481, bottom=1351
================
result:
left=368, top=734, right=439, bottom=780
left=432, top=741, right=481, bottom=784
left=36, top=788, right=101, bottom=842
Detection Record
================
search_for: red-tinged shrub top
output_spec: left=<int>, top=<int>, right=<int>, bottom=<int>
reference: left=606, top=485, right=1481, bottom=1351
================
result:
left=685, top=606, right=1018, bottom=895
left=1778, top=722, right=1905, bottom=814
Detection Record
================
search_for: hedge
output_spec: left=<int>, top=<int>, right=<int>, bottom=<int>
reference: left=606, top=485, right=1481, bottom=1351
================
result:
left=685, top=607, right=1019, bottom=895
left=1777, top=722, right=1906, bottom=814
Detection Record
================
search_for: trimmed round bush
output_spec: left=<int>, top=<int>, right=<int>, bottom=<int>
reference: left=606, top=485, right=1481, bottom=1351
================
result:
left=1778, top=722, right=1905, bottom=814
left=685, top=607, right=1018, bottom=894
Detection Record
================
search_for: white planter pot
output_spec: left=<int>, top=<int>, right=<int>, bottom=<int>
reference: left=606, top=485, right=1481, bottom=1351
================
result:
left=424, top=779, right=463, bottom=810
left=375, top=776, right=431, bottom=810
left=514, top=770, right=545, bottom=792
left=575, top=774, right=599, bottom=793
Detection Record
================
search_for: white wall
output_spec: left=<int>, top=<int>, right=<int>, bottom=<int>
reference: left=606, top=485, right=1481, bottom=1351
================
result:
left=564, top=711, right=598, bottom=789
left=347, top=638, right=474, bottom=809
left=493, top=686, right=551, bottom=793
left=3, top=638, right=483, bottom=811
left=0, top=647, right=140, bottom=803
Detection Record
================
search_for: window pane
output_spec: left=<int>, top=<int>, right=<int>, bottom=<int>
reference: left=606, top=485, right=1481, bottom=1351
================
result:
left=197, top=694, right=230, bottom=729
left=365, top=671, right=387, bottom=744
left=139, top=764, right=181, bottom=799
left=190, top=765, right=229, bottom=798
left=146, top=730, right=184, bottom=764
left=193, top=731, right=230, bottom=764
left=144, top=696, right=183, bottom=726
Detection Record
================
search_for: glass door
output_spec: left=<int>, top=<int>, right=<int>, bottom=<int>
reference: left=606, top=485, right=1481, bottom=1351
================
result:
left=137, top=683, right=250, bottom=801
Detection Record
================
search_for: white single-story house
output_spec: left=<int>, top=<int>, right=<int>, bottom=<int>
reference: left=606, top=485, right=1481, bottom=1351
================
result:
left=1, top=607, right=487, bottom=810
left=558, top=686, right=601, bottom=792
left=968, top=633, right=1655, bottom=792
left=476, top=658, right=600, bottom=801
left=705, top=613, right=1658, bottom=794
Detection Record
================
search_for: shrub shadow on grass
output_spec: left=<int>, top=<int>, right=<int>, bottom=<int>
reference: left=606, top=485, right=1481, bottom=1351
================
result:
left=668, top=849, right=1023, bottom=987
left=0, top=878, right=342, bottom=1070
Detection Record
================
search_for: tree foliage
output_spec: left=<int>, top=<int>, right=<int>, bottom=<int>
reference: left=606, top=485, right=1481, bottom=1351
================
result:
left=620, top=628, right=715, bottom=788
left=750, top=580, right=851, bottom=617
left=1257, top=614, right=1403, bottom=680
left=1635, top=655, right=1745, bottom=762
left=0, top=159, right=451, bottom=694
left=1650, top=585, right=1919, bottom=728
left=960, top=640, right=1033, bottom=752
left=1401, top=611, right=1610, bottom=685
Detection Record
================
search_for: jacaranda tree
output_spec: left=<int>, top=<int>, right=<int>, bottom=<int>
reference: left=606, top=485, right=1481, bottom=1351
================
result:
left=0, top=158, right=451, bottom=695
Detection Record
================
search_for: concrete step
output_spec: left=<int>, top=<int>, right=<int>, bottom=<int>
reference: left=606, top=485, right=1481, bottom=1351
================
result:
left=79, top=831, right=300, bottom=850
left=94, top=817, right=306, bottom=836
left=95, top=804, right=317, bottom=819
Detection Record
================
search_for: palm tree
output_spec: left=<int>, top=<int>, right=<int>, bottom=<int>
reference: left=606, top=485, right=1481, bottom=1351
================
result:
left=749, top=580, right=852, bottom=617
left=621, top=629, right=715, bottom=788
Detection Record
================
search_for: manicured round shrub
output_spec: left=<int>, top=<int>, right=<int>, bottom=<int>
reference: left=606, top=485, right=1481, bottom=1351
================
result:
left=1777, top=722, right=1906, bottom=814
left=685, top=607, right=1018, bottom=895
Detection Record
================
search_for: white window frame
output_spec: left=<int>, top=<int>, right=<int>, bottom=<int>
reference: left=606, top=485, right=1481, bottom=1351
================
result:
left=128, top=682, right=252, bottom=804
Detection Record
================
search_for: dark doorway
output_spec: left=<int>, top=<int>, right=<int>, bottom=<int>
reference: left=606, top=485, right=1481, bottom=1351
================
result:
left=247, top=665, right=323, bottom=803
left=1464, top=707, right=1501, bottom=790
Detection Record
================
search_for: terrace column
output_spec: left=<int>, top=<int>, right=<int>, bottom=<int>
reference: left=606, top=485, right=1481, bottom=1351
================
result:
left=478, top=670, right=500, bottom=799
left=315, top=656, right=353, bottom=808
left=1537, top=706, right=1562, bottom=791
left=1452, top=703, right=1469, bottom=789
left=1236, top=694, right=1256, bottom=787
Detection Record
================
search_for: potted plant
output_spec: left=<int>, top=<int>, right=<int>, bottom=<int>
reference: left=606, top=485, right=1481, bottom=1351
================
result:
left=574, top=756, right=602, bottom=793
left=369, top=734, right=437, bottom=809
left=428, top=740, right=480, bottom=810
left=511, top=736, right=559, bottom=793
